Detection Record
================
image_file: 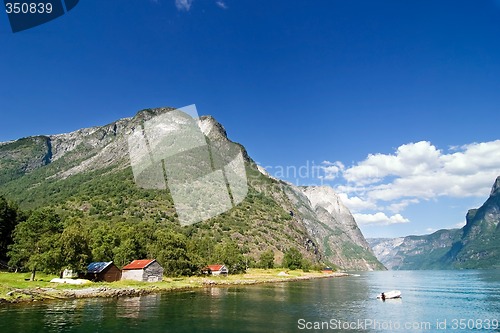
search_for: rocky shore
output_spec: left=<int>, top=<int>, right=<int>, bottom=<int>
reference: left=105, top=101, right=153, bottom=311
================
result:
left=0, top=271, right=349, bottom=304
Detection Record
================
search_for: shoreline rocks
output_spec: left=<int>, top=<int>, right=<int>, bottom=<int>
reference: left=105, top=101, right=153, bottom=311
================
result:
left=1, top=272, right=350, bottom=305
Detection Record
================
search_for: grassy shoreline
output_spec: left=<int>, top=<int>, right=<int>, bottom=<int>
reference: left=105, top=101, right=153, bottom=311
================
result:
left=0, top=269, right=349, bottom=304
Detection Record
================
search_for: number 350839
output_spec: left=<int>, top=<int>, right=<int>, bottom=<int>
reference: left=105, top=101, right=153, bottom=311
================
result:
left=5, top=2, right=53, bottom=14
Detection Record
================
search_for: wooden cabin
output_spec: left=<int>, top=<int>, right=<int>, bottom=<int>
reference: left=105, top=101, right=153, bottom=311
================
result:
left=121, top=259, right=164, bottom=282
left=202, top=264, right=229, bottom=276
left=81, top=262, right=121, bottom=282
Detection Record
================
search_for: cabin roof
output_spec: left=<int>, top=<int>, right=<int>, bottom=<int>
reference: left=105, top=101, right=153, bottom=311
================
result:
left=87, top=261, right=113, bottom=274
left=206, top=264, right=226, bottom=271
left=122, top=259, right=156, bottom=270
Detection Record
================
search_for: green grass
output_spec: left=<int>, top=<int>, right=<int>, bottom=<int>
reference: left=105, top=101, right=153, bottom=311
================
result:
left=0, top=271, right=58, bottom=302
left=0, top=271, right=56, bottom=288
left=0, top=269, right=337, bottom=303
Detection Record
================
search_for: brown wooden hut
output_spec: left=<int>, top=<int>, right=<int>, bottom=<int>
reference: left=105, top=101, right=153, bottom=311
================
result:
left=81, top=261, right=121, bottom=282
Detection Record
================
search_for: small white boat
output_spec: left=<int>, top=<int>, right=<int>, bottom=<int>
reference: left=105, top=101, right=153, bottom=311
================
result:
left=377, top=290, right=401, bottom=300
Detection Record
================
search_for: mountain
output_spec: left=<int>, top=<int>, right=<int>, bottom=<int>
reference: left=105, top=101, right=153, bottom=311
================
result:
left=0, top=107, right=383, bottom=271
left=368, top=229, right=461, bottom=270
left=446, top=176, right=500, bottom=268
left=298, top=186, right=382, bottom=270
left=368, top=176, right=500, bottom=270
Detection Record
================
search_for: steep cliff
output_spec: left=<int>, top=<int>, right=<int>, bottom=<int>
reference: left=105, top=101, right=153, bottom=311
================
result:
left=299, top=186, right=383, bottom=270
left=444, top=176, right=500, bottom=268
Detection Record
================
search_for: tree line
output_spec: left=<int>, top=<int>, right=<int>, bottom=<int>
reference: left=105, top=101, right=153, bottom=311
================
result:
left=0, top=196, right=316, bottom=280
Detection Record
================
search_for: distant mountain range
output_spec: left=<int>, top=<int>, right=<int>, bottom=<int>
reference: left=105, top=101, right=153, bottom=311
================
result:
left=369, top=176, right=500, bottom=270
left=0, top=107, right=383, bottom=271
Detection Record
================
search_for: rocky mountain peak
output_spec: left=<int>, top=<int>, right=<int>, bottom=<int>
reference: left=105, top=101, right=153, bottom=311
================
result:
left=301, top=185, right=352, bottom=218
left=299, top=185, right=376, bottom=261
left=197, top=115, right=228, bottom=141
left=282, top=184, right=382, bottom=270
left=490, top=176, right=500, bottom=197
left=135, top=107, right=177, bottom=123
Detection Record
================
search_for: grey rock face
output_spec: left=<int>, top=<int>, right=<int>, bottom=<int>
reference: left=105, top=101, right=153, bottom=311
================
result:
left=367, top=230, right=460, bottom=270
left=490, top=176, right=500, bottom=197
left=301, top=186, right=372, bottom=251
left=280, top=184, right=383, bottom=270
left=367, top=238, right=405, bottom=270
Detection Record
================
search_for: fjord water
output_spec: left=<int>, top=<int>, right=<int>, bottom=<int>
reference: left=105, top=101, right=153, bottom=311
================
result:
left=1, top=270, right=499, bottom=332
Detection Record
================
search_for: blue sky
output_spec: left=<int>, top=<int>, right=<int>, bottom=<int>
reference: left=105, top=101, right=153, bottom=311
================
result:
left=1, top=0, right=500, bottom=237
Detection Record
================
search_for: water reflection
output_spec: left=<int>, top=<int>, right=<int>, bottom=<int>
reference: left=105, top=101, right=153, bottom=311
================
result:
left=43, top=300, right=83, bottom=331
left=0, top=271, right=499, bottom=332
left=116, top=294, right=162, bottom=319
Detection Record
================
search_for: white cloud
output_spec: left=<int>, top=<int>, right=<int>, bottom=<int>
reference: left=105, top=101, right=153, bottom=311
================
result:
left=216, top=1, right=227, bottom=9
left=175, top=0, right=193, bottom=11
left=336, top=192, right=378, bottom=212
left=454, top=221, right=466, bottom=228
left=339, top=140, right=500, bottom=202
left=386, top=199, right=420, bottom=213
left=441, top=141, right=500, bottom=175
left=324, top=140, right=500, bottom=231
left=353, top=212, right=410, bottom=226
left=320, top=161, right=344, bottom=180
left=343, top=141, right=442, bottom=185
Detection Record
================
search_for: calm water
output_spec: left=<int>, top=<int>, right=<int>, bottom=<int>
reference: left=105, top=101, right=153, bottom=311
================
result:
left=1, top=270, right=499, bottom=332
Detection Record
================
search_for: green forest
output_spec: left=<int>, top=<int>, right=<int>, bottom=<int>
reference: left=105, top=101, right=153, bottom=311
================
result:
left=0, top=131, right=336, bottom=279
left=0, top=193, right=320, bottom=281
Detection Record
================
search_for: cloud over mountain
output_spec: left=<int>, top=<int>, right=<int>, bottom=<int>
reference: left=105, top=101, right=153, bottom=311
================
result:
left=325, top=140, right=500, bottom=229
left=353, top=212, right=410, bottom=226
